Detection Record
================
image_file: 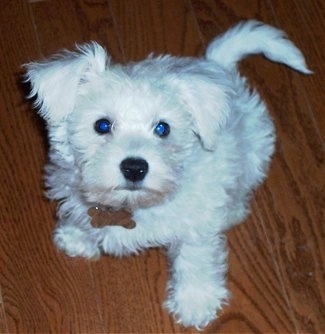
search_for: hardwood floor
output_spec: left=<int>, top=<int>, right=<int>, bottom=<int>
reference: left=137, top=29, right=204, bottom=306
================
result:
left=0, top=1, right=324, bottom=332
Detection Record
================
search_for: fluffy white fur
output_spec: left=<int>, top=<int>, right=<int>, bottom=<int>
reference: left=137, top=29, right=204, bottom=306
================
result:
left=25, top=21, right=310, bottom=329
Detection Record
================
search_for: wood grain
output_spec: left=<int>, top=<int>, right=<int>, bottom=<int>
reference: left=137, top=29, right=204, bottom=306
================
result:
left=30, top=0, right=121, bottom=58
left=0, top=0, right=324, bottom=333
left=0, top=285, right=8, bottom=333
left=109, top=0, right=203, bottom=61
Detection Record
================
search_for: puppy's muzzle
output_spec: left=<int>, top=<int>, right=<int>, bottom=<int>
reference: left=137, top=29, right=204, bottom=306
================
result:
left=120, top=157, right=149, bottom=182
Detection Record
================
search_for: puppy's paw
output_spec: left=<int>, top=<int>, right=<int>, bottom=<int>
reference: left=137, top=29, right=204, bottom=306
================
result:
left=54, top=225, right=101, bottom=259
left=164, top=283, right=229, bottom=329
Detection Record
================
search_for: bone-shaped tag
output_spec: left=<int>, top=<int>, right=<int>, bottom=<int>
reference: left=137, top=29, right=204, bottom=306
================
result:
left=88, top=207, right=136, bottom=229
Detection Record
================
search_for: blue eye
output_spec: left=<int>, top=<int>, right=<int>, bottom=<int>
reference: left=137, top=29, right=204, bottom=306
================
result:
left=154, top=121, right=170, bottom=138
left=94, top=119, right=112, bottom=134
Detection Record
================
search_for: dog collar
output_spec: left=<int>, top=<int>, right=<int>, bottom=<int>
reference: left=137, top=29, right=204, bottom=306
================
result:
left=88, top=206, right=136, bottom=229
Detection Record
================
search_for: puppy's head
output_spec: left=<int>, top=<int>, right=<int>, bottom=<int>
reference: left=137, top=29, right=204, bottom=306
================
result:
left=25, top=43, right=232, bottom=208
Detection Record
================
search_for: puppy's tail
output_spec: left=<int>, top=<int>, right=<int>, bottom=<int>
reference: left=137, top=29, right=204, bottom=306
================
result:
left=205, top=20, right=312, bottom=74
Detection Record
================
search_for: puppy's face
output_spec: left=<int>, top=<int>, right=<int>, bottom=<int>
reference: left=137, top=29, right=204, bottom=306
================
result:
left=26, top=43, right=232, bottom=209
left=69, top=75, right=196, bottom=208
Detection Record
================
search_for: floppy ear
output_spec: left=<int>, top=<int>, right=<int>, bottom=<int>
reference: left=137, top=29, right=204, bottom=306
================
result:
left=24, top=42, right=109, bottom=125
left=174, top=75, right=232, bottom=151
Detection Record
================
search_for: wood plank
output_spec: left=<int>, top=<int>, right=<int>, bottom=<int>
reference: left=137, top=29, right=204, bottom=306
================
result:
left=89, top=251, right=179, bottom=333
left=270, top=0, right=325, bottom=145
left=260, top=2, right=325, bottom=332
left=0, top=285, right=8, bottom=334
left=0, top=1, right=103, bottom=332
left=30, top=0, right=121, bottom=59
left=109, top=0, right=204, bottom=60
left=191, top=0, right=325, bottom=332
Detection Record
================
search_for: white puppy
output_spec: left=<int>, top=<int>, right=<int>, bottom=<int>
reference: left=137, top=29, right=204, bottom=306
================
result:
left=25, top=21, right=310, bottom=329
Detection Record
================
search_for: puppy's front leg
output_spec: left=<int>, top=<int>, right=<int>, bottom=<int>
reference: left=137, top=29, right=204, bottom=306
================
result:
left=100, top=222, right=168, bottom=256
left=164, top=234, right=229, bottom=329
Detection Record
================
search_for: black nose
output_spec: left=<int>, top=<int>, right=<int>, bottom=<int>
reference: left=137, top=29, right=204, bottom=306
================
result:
left=120, top=158, right=149, bottom=182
